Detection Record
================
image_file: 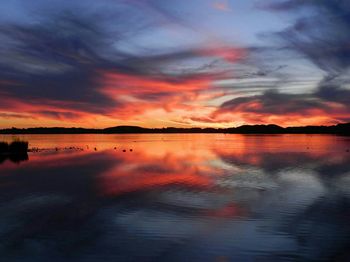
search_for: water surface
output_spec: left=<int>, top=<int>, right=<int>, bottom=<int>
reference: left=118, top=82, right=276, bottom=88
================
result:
left=0, top=134, right=350, bottom=261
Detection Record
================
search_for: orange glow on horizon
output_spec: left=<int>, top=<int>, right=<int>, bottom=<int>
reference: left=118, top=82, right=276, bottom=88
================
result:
left=0, top=69, right=348, bottom=128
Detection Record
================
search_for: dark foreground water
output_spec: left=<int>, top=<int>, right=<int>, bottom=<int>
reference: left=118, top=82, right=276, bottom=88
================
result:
left=0, top=134, right=350, bottom=261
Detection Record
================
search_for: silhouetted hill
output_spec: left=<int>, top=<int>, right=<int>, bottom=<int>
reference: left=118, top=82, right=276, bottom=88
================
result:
left=285, top=123, right=350, bottom=135
left=228, top=124, right=285, bottom=134
left=0, top=123, right=349, bottom=135
left=103, top=126, right=150, bottom=133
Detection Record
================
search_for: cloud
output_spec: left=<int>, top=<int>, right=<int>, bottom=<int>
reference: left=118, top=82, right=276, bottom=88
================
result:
left=218, top=90, right=328, bottom=115
left=263, top=1, right=350, bottom=85
left=260, top=0, right=310, bottom=11
left=212, top=1, right=232, bottom=12
left=0, top=5, right=245, bottom=127
left=0, top=112, right=34, bottom=119
left=315, top=79, right=350, bottom=108
left=0, top=12, right=122, bottom=115
left=213, top=89, right=349, bottom=126
left=0, top=0, right=349, bottom=128
left=224, top=0, right=350, bottom=125
left=35, top=111, right=83, bottom=120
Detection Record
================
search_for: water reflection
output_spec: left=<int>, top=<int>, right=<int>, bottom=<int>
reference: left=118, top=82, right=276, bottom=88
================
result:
left=0, top=134, right=349, bottom=261
left=0, top=153, right=28, bottom=164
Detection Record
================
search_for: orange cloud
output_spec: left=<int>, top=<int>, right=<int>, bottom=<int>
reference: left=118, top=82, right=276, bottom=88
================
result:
left=212, top=0, right=232, bottom=12
left=98, top=71, right=216, bottom=120
left=197, top=46, right=246, bottom=63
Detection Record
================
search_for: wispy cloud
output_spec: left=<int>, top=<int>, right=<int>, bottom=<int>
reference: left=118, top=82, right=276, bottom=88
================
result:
left=212, top=0, right=232, bottom=12
left=0, top=0, right=349, bottom=127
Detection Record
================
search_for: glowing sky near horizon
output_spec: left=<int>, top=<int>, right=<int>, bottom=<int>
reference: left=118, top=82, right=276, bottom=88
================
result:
left=0, top=0, right=349, bottom=128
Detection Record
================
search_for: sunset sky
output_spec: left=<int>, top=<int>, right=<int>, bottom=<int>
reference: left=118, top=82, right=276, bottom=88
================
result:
left=0, top=0, right=349, bottom=128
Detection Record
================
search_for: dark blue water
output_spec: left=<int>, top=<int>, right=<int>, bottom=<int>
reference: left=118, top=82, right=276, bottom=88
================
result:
left=0, top=134, right=349, bottom=261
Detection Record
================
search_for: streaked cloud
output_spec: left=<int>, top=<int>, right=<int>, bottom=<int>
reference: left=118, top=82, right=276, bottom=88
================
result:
left=0, top=0, right=349, bottom=127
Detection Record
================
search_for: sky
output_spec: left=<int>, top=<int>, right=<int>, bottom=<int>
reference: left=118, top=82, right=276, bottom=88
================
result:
left=0, top=0, right=349, bottom=128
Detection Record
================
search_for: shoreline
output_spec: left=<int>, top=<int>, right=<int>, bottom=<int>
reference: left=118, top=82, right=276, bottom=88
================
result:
left=0, top=123, right=349, bottom=135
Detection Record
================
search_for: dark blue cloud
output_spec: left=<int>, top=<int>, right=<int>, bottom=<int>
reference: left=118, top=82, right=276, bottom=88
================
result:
left=0, top=4, right=242, bottom=117
left=220, top=0, right=350, bottom=120
left=219, top=90, right=330, bottom=115
left=265, top=0, right=350, bottom=79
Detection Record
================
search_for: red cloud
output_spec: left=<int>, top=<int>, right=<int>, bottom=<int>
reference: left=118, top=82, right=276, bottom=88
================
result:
left=211, top=91, right=350, bottom=127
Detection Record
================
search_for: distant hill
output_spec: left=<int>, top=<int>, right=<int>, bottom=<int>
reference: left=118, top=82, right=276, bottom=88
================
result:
left=228, top=124, right=284, bottom=134
left=0, top=123, right=349, bottom=135
left=103, top=126, right=150, bottom=133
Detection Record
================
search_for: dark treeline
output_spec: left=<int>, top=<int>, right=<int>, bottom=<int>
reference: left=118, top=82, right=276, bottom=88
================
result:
left=0, top=123, right=349, bottom=135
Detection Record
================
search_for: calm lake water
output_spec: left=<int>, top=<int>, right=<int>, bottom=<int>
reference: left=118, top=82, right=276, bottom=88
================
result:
left=0, top=134, right=350, bottom=261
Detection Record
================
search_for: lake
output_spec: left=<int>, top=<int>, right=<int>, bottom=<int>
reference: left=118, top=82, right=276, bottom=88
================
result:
left=0, top=134, right=350, bottom=261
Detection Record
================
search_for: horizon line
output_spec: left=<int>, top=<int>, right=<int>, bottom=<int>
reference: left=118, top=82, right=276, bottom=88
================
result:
left=1, top=122, right=349, bottom=130
left=0, top=122, right=349, bottom=135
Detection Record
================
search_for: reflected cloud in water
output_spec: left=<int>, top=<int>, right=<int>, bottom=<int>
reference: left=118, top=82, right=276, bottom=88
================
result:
left=0, top=134, right=349, bottom=261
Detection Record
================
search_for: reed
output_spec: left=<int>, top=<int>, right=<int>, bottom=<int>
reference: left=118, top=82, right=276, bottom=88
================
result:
left=0, top=140, right=28, bottom=154
left=0, top=141, right=9, bottom=153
